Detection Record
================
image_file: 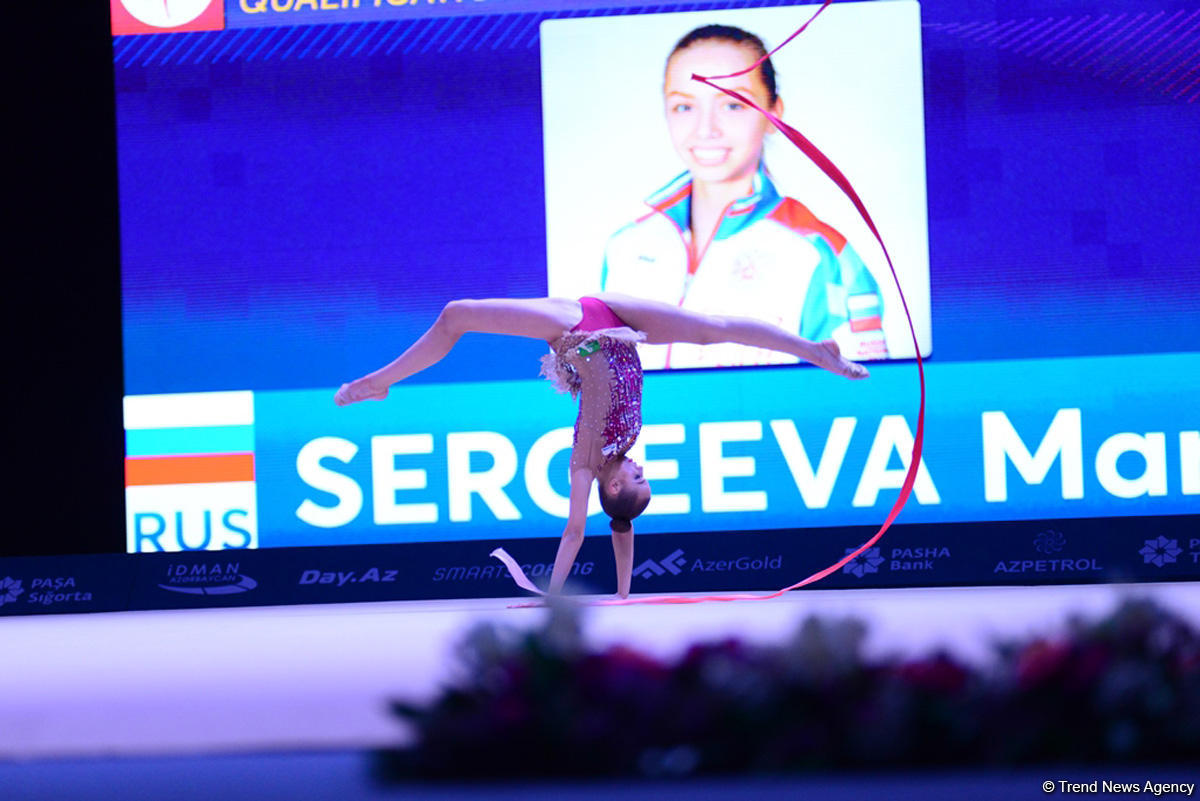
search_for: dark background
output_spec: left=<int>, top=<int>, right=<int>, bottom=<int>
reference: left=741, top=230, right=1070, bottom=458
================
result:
left=8, top=3, right=125, bottom=555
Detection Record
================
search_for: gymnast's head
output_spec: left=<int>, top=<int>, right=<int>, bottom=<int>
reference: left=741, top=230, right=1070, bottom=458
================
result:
left=667, top=25, right=778, bottom=104
left=597, top=456, right=651, bottom=534
left=663, top=25, right=782, bottom=187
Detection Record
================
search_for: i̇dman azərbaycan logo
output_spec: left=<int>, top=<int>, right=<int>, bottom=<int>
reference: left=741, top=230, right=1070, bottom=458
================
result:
left=158, top=562, right=257, bottom=596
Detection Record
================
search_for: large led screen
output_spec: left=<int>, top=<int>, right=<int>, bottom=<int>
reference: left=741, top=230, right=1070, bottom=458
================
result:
left=113, top=0, right=1199, bottom=595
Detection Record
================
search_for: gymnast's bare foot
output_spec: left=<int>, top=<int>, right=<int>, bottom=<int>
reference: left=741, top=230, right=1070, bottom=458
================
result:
left=818, top=340, right=869, bottom=380
left=334, top=377, right=389, bottom=406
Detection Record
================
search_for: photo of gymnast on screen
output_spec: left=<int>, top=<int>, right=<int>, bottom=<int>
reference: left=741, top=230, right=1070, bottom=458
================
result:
left=542, top=3, right=930, bottom=371
left=601, top=24, right=887, bottom=369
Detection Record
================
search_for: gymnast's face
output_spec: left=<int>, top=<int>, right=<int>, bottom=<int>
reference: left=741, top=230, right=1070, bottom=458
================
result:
left=663, top=41, right=782, bottom=189
left=608, top=457, right=652, bottom=506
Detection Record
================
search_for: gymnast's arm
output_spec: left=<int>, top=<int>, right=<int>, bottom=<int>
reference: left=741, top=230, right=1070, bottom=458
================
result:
left=548, top=463, right=594, bottom=593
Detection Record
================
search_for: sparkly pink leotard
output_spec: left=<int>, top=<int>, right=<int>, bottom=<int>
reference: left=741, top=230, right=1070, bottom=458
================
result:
left=540, top=298, right=644, bottom=468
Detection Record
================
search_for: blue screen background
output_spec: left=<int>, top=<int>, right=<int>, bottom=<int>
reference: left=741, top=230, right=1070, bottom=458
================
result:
left=115, top=0, right=1200, bottom=396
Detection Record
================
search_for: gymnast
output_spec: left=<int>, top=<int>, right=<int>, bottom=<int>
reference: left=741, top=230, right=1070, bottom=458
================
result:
left=335, top=293, right=868, bottom=598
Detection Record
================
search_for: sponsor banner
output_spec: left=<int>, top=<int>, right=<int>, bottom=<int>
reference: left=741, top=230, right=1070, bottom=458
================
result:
left=282, top=540, right=591, bottom=603
left=0, top=555, right=136, bottom=617
left=277, top=514, right=1200, bottom=600
left=111, top=0, right=225, bottom=35
left=6, top=514, right=1198, bottom=615
left=223, top=0, right=741, bottom=31
left=249, top=353, right=1198, bottom=549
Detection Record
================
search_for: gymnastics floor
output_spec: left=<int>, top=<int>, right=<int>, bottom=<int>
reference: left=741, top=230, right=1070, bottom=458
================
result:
left=3, top=581, right=1198, bottom=760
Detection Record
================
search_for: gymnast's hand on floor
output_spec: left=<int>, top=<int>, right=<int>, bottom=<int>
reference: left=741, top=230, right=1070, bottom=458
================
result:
left=818, top=340, right=870, bottom=380
left=334, top=376, right=390, bottom=406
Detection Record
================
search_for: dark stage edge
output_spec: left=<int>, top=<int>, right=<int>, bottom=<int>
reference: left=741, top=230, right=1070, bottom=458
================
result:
left=2, top=752, right=1197, bottom=801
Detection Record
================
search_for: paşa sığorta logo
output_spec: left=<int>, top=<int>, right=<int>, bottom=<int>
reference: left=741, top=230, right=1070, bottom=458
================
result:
left=0, top=576, right=25, bottom=608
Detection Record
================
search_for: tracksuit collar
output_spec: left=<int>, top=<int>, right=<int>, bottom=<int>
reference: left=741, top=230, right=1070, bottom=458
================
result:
left=644, top=165, right=781, bottom=242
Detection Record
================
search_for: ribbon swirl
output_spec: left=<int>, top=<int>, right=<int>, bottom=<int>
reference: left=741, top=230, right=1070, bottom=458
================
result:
left=495, top=0, right=926, bottom=606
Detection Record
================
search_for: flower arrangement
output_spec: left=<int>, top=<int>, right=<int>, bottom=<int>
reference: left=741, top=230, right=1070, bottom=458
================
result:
left=377, top=597, right=1199, bottom=779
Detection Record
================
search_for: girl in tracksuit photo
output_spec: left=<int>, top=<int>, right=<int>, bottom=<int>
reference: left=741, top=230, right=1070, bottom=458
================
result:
left=601, top=24, right=889, bottom=371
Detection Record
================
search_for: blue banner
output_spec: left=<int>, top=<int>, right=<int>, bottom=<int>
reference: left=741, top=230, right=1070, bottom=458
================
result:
left=247, top=352, right=1198, bottom=549
left=6, top=514, right=1198, bottom=615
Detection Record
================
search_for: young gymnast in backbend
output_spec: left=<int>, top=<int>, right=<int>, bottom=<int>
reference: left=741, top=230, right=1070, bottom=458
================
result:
left=335, top=293, right=868, bottom=598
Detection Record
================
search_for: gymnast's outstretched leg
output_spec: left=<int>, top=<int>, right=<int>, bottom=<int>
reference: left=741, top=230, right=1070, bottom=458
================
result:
left=335, top=297, right=581, bottom=405
left=598, top=293, right=869, bottom=379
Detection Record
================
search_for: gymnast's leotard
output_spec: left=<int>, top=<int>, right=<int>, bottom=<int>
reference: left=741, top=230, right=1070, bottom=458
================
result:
left=540, top=298, right=644, bottom=468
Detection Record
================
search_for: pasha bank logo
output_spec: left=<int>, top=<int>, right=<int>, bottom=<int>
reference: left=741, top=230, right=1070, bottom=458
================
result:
left=111, top=0, right=224, bottom=35
left=842, top=547, right=885, bottom=578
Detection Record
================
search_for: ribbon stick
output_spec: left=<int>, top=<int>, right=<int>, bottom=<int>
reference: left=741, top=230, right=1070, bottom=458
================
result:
left=494, top=0, right=926, bottom=606
left=490, top=548, right=547, bottom=597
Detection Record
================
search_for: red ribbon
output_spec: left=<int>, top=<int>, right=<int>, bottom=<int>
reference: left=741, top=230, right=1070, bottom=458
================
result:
left=497, top=0, right=926, bottom=606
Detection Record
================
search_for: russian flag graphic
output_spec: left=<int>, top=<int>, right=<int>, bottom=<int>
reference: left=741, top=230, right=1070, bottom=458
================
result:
left=847, top=292, right=883, bottom=333
left=124, top=392, right=258, bottom=553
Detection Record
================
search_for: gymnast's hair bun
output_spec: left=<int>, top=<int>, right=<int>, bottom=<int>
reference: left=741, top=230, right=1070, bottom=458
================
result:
left=609, top=516, right=632, bottom=533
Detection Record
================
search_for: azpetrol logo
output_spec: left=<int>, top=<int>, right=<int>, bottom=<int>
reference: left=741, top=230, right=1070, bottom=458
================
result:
left=125, top=392, right=259, bottom=553
left=1034, top=529, right=1067, bottom=555
left=158, top=562, right=258, bottom=595
left=111, top=0, right=224, bottom=35
left=0, top=577, right=24, bottom=608
left=993, top=530, right=1103, bottom=575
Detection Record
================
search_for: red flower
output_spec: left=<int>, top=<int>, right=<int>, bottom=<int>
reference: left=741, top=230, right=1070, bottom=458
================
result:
left=1015, top=639, right=1071, bottom=688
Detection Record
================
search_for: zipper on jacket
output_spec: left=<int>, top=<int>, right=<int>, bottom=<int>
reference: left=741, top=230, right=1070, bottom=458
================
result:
left=659, top=196, right=740, bottom=369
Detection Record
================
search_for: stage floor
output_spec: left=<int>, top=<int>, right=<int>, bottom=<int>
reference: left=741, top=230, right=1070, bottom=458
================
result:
left=4, top=753, right=1198, bottom=801
left=2, top=581, right=1198, bottom=760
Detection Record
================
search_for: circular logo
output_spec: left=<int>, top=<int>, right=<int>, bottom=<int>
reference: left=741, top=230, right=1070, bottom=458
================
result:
left=119, top=0, right=214, bottom=29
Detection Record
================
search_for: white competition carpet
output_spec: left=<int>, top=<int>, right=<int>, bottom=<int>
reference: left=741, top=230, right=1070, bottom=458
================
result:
left=2, top=581, right=1198, bottom=759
